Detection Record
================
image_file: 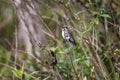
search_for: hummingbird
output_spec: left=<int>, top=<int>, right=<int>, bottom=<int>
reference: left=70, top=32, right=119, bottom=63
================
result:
left=62, top=25, right=77, bottom=45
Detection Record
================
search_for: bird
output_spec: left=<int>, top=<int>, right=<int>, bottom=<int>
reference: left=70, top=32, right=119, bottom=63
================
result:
left=62, top=25, right=77, bottom=45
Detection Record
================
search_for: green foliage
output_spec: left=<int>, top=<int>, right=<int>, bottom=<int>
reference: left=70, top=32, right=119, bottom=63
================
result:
left=0, top=47, right=12, bottom=79
left=0, top=0, right=120, bottom=80
left=12, top=64, right=24, bottom=80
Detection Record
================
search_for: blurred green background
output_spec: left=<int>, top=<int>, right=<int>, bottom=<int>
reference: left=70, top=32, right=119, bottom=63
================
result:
left=0, top=0, right=120, bottom=80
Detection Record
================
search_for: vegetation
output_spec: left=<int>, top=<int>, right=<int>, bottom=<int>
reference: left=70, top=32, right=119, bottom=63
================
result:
left=0, top=0, right=120, bottom=80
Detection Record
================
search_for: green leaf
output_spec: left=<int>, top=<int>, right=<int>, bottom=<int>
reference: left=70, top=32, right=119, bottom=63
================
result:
left=73, top=58, right=81, bottom=63
left=95, top=18, right=99, bottom=25
left=25, top=71, right=39, bottom=80
left=13, top=68, right=22, bottom=79
left=12, top=64, right=24, bottom=79
left=43, top=76, right=50, bottom=80
left=100, top=14, right=111, bottom=18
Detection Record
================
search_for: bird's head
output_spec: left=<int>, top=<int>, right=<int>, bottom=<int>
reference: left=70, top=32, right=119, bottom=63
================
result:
left=62, top=25, right=68, bottom=31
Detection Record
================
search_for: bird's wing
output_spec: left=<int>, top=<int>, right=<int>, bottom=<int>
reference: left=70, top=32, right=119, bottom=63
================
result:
left=69, top=32, right=77, bottom=45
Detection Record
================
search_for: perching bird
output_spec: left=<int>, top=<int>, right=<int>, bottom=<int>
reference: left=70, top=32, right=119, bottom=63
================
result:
left=62, top=25, right=77, bottom=45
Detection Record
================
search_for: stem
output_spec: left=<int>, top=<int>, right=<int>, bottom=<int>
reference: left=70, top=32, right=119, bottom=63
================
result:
left=69, top=54, right=79, bottom=80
